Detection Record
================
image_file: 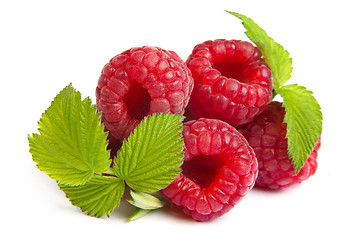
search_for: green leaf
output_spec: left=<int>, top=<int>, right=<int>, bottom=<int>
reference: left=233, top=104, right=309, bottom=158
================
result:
left=59, top=175, right=125, bottom=218
left=28, top=84, right=110, bottom=186
left=113, top=113, right=184, bottom=193
left=277, top=84, right=322, bottom=173
left=227, top=10, right=323, bottom=172
left=129, top=208, right=150, bottom=221
left=127, top=191, right=165, bottom=210
left=226, top=11, right=293, bottom=89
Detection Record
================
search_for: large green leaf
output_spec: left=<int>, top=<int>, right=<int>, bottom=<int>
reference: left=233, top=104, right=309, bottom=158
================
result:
left=28, top=84, right=110, bottom=186
left=59, top=175, right=125, bottom=217
left=113, top=113, right=184, bottom=193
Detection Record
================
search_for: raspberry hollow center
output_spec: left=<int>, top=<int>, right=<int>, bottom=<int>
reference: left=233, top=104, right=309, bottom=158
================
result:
left=212, top=62, right=248, bottom=84
left=181, top=154, right=225, bottom=189
left=124, top=81, right=151, bottom=120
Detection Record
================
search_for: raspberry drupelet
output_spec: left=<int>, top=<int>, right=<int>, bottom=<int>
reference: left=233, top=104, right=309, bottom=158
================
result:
left=185, top=39, right=273, bottom=126
left=96, top=46, right=194, bottom=143
left=162, top=118, right=258, bottom=221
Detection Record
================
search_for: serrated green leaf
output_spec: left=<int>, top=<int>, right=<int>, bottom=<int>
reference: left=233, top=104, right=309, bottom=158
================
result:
left=277, top=84, right=322, bottom=173
left=113, top=113, right=184, bottom=193
left=127, top=191, right=165, bottom=210
left=226, top=11, right=293, bottom=88
left=28, top=84, right=111, bottom=186
left=59, top=175, right=125, bottom=218
left=227, top=10, right=323, bottom=172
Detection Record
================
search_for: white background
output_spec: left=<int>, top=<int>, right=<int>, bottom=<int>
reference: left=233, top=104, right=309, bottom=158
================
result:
left=1, top=0, right=359, bottom=239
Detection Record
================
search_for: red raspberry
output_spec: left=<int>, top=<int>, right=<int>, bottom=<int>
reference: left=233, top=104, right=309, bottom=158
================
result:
left=237, top=101, right=321, bottom=190
left=185, top=39, right=273, bottom=126
left=162, top=118, right=258, bottom=221
left=96, top=46, right=193, bottom=142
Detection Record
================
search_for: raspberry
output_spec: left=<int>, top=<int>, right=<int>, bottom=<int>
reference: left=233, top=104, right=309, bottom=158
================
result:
left=161, top=118, right=258, bottom=221
left=237, top=101, right=321, bottom=190
left=96, top=46, right=193, bottom=142
left=185, top=39, right=273, bottom=126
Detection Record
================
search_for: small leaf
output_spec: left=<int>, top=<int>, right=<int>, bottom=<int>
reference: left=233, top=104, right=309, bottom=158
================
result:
left=226, top=11, right=293, bottom=89
left=28, top=84, right=110, bottom=186
left=277, top=84, right=322, bottom=173
left=127, top=191, right=165, bottom=210
left=129, top=208, right=150, bottom=221
left=113, top=113, right=184, bottom=193
left=59, top=175, right=125, bottom=218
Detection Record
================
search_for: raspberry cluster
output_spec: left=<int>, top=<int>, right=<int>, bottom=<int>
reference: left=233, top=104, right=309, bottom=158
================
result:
left=96, top=40, right=320, bottom=221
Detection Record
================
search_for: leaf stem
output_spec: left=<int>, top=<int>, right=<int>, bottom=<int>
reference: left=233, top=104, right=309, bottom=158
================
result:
left=102, top=167, right=117, bottom=177
left=271, top=89, right=278, bottom=100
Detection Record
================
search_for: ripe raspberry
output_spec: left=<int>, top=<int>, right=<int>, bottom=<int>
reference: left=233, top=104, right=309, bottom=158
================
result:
left=96, top=46, right=193, bottom=142
left=237, top=101, right=321, bottom=190
left=162, top=118, right=258, bottom=221
left=185, top=39, right=273, bottom=126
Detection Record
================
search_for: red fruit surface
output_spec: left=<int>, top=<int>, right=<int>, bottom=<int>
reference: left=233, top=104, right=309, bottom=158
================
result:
left=185, top=39, right=273, bottom=126
left=237, top=101, right=321, bottom=190
left=162, top=118, right=258, bottom=221
left=96, top=46, right=193, bottom=142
